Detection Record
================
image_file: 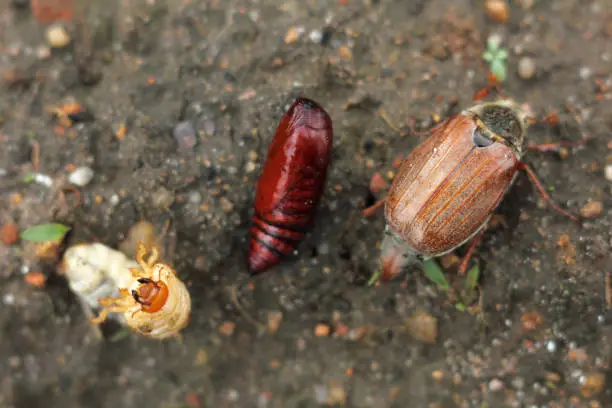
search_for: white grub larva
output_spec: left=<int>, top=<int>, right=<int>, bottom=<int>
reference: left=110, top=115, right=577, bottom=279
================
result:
left=90, top=242, right=191, bottom=340
left=60, top=243, right=139, bottom=320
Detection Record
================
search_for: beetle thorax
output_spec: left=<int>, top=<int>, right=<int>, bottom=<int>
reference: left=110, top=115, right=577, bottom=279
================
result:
left=466, top=99, right=529, bottom=159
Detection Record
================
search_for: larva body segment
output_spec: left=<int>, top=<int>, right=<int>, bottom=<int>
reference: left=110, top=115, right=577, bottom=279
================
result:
left=248, top=97, right=333, bottom=274
left=60, top=243, right=138, bottom=318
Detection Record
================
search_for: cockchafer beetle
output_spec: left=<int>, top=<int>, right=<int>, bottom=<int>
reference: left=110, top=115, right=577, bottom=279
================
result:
left=364, top=99, right=580, bottom=281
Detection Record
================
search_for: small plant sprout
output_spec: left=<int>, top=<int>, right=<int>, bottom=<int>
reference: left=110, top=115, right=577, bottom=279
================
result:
left=21, top=223, right=71, bottom=242
left=483, top=36, right=508, bottom=82
left=422, top=259, right=450, bottom=291
left=422, top=260, right=482, bottom=313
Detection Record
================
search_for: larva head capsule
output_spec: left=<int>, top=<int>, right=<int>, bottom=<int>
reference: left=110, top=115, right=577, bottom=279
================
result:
left=131, top=277, right=169, bottom=313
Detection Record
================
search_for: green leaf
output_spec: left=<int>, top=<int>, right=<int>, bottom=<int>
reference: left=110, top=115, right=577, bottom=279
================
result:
left=20, top=223, right=71, bottom=242
left=422, top=259, right=450, bottom=291
left=455, top=303, right=466, bottom=312
left=497, top=49, right=508, bottom=60
left=466, top=265, right=480, bottom=290
left=109, top=327, right=132, bottom=342
left=366, top=270, right=381, bottom=287
left=23, top=172, right=36, bottom=183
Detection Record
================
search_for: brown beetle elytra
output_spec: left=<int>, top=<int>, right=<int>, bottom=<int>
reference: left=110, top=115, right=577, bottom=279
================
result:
left=369, top=99, right=578, bottom=281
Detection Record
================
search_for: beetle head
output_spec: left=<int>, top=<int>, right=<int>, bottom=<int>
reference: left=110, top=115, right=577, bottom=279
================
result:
left=467, top=99, right=530, bottom=157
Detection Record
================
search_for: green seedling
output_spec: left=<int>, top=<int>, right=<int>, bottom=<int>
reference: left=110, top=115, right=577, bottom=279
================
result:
left=423, top=259, right=450, bottom=291
left=423, top=259, right=481, bottom=312
left=20, top=223, right=71, bottom=242
left=483, top=36, right=508, bottom=82
left=367, top=260, right=482, bottom=314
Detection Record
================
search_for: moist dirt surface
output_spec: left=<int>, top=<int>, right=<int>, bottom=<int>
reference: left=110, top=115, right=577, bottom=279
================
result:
left=1, top=1, right=612, bottom=407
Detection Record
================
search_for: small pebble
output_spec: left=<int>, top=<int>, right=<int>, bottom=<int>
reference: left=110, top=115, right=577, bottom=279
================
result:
left=36, top=45, right=51, bottom=59
left=432, top=370, right=445, bottom=381
left=484, top=0, right=510, bottom=24
left=309, top=30, right=323, bottom=44
left=173, top=121, right=197, bottom=151
left=46, top=24, right=71, bottom=48
left=329, top=384, right=346, bottom=404
left=518, top=57, right=536, bottom=79
left=580, top=200, right=603, bottom=218
left=68, top=166, right=94, bottom=187
left=33, top=173, right=53, bottom=187
left=512, top=377, right=525, bottom=389
left=219, top=321, right=236, bottom=336
left=188, top=191, right=202, bottom=204
left=219, top=197, right=234, bottom=213
left=314, top=323, right=330, bottom=337
left=579, top=66, right=592, bottom=80
left=245, top=162, right=257, bottom=173
left=520, top=311, right=543, bottom=332
left=247, top=151, right=258, bottom=162
left=405, top=311, right=438, bottom=344
left=267, top=311, right=283, bottom=333
left=152, top=187, right=175, bottom=210
left=284, top=26, right=304, bottom=44
left=3, top=293, right=15, bottom=305
left=489, top=378, right=505, bottom=391
left=1, top=222, right=19, bottom=246
left=604, top=164, right=612, bottom=181
left=109, top=194, right=120, bottom=206
left=226, top=389, right=239, bottom=402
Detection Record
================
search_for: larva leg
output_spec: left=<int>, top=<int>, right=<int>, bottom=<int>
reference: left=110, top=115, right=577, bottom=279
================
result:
left=130, top=266, right=150, bottom=279
left=90, top=306, right=131, bottom=325
left=90, top=308, right=112, bottom=325
left=146, top=246, right=159, bottom=269
left=91, top=288, right=136, bottom=325
left=136, top=242, right=158, bottom=270
left=91, top=302, right=132, bottom=324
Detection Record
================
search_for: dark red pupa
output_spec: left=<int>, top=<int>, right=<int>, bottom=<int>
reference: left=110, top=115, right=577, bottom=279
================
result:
left=248, top=98, right=333, bottom=274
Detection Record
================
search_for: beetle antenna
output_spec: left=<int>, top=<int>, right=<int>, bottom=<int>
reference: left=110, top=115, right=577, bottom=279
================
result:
left=518, top=162, right=580, bottom=222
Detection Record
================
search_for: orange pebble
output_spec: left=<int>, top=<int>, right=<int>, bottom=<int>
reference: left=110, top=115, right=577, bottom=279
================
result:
left=25, top=272, right=47, bottom=288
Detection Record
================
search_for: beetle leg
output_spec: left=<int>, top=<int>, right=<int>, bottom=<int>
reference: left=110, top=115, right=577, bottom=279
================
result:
left=527, top=137, right=587, bottom=153
left=457, top=230, right=486, bottom=276
left=518, top=162, right=580, bottom=222
left=473, top=73, right=505, bottom=102
left=363, top=197, right=386, bottom=216
left=408, top=117, right=449, bottom=138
